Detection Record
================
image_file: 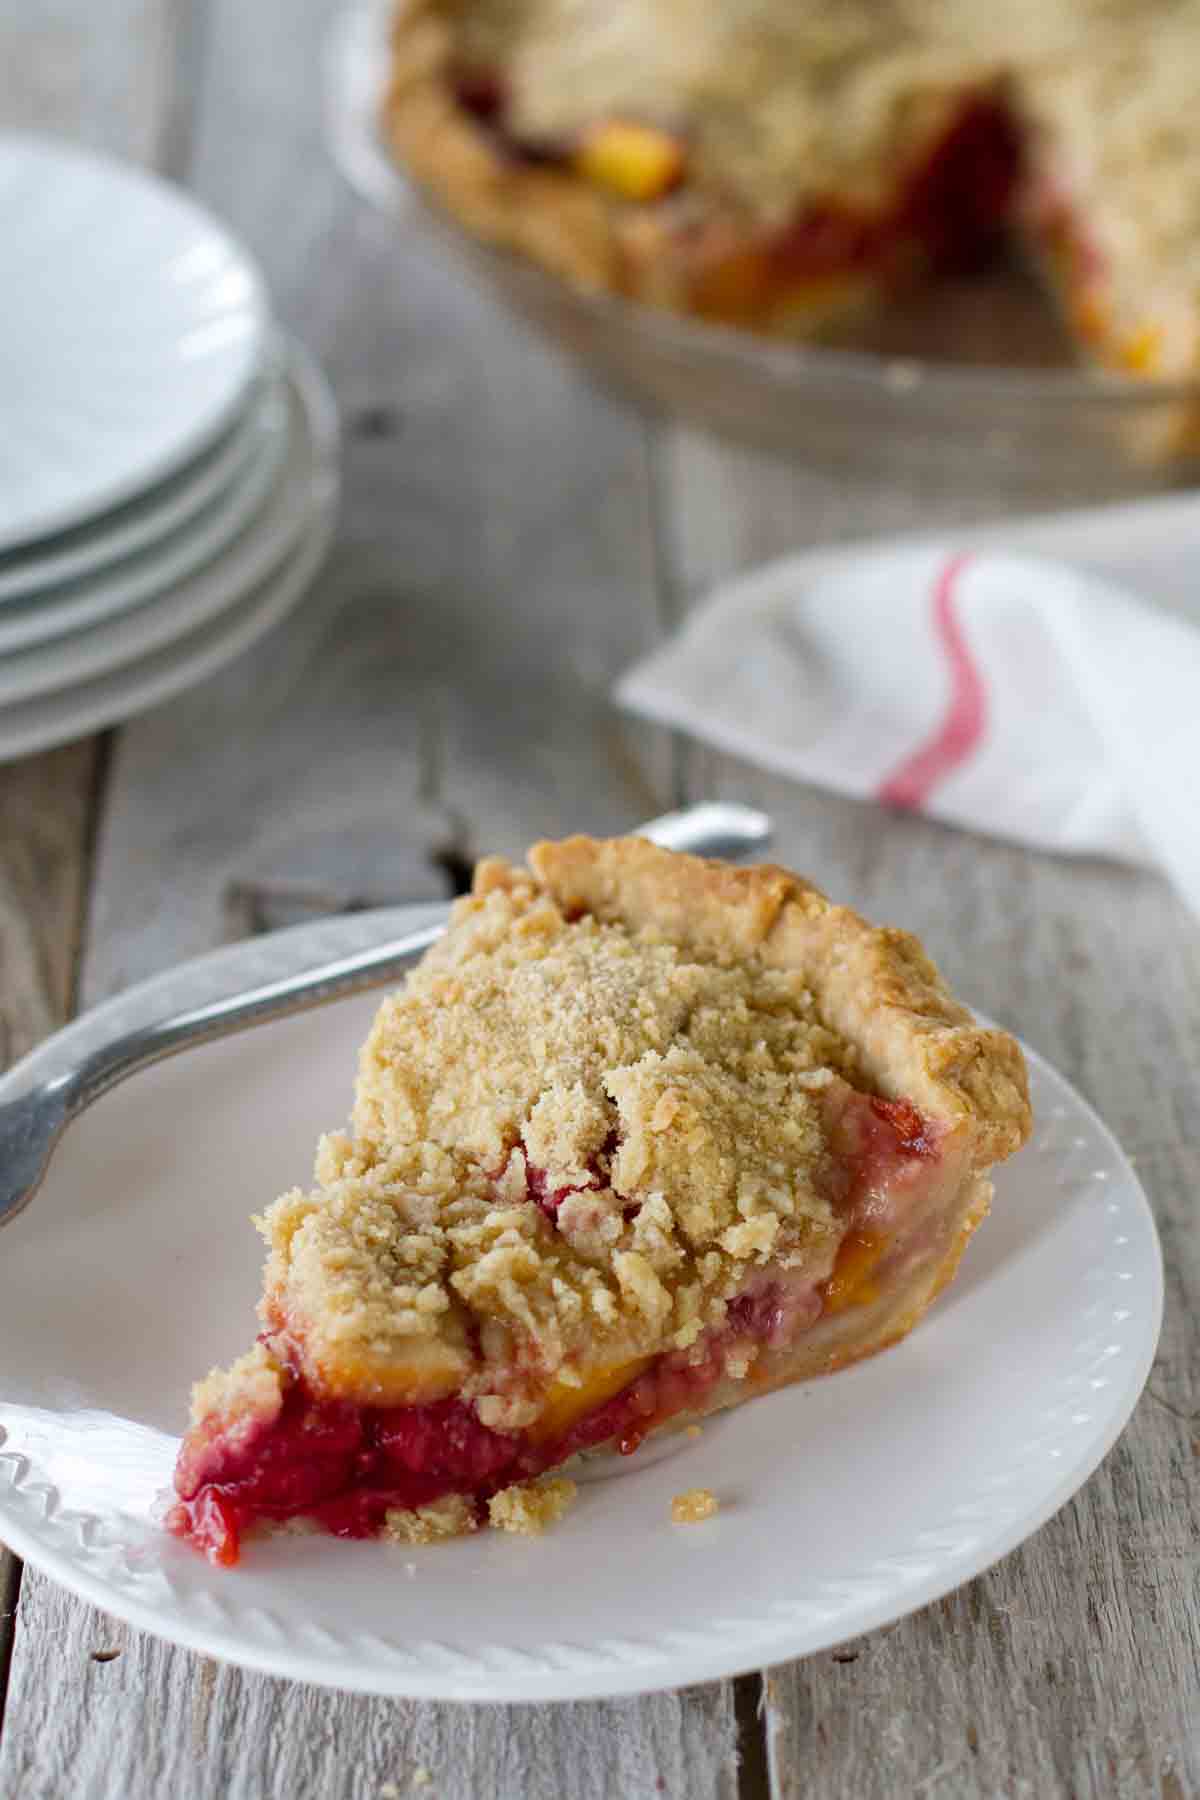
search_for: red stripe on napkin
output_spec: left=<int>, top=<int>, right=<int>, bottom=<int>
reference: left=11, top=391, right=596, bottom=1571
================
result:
left=876, top=553, right=987, bottom=811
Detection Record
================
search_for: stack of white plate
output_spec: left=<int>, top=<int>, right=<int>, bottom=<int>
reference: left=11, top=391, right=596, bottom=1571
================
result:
left=0, top=136, right=339, bottom=761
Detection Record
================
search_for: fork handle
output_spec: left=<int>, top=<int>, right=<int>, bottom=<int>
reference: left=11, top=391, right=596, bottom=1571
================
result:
left=47, top=918, right=447, bottom=1126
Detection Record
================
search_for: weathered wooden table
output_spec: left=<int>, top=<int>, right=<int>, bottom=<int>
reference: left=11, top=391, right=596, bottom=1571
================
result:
left=2, top=5, right=1198, bottom=1795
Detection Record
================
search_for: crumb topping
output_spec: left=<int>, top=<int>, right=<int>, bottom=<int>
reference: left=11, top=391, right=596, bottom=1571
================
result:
left=255, top=862, right=862, bottom=1414
left=384, top=1494, right=479, bottom=1543
left=1018, top=10, right=1200, bottom=356
left=448, top=0, right=1010, bottom=221
left=188, top=1343, right=285, bottom=1429
left=671, top=1486, right=720, bottom=1523
left=488, top=1476, right=577, bottom=1534
left=399, top=0, right=1200, bottom=331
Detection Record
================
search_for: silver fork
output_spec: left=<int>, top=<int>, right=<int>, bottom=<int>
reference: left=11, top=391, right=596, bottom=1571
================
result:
left=0, top=803, right=771, bottom=1229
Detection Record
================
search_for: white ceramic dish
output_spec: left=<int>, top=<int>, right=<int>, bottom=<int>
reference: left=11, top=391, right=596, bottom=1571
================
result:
left=0, top=501, right=336, bottom=763
left=0, top=346, right=329, bottom=700
left=0, top=135, right=269, bottom=552
left=0, top=379, right=290, bottom=659
left=0, top=904, right=1161, bottom=1701
left=0, top=366, right=278, bottom=606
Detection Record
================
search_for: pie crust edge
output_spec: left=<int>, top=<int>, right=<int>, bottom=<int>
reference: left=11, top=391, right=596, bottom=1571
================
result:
left=523, top=834, right=1032, bottom=1171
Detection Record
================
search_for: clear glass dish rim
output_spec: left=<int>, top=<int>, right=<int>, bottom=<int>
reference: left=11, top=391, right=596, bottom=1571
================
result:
left=325, top=0, right=1200, bottom=416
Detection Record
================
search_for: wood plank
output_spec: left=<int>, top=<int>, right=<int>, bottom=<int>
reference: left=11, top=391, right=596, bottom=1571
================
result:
left=655, top=429, right=1023, bottom=616
left=0, top=2, right=741, bottom=1795
left=0, top=1592, right=741, bottom=1800
left=0, top=742, right=98, bottom=1732
left=0, top=743, right=96, bottom=1070
left=656, top=428, right=1200, bottom=1796
left=0, top=0, right=178, bottom=165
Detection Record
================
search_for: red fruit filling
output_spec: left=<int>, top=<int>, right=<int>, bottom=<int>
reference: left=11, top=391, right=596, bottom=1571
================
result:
left=896, top=94, right=1023, bottom=274
left=523, top=1129, right=623, bottom=1225
left=450, top=70, right=1021, bottom=301
left=525, top=1156, right=604, bottom=1224
left=717, top=94, right=1021, bottom=321
left=868, top=1096, right=939, bottom=1161
left=170, top=1090, right=943, bottom=1565
left=168, top=1392, right=524, bottom=1566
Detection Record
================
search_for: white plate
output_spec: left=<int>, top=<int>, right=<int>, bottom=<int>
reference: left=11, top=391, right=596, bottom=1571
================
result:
left=0, top=366, right=278, bottom=606
left=0, top=508, right=335, bottom=762
left=0, top=474, right=337, bottom=762
left=0, top=379, right=290, bottom=658
left=0, top=135, right=269, bottom=552
left=0, top=346, right=331, bottom=699
left=0, top=910, right=1161, bottom=1703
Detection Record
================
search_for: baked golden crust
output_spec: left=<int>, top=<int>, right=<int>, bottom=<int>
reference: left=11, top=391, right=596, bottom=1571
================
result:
left=528, top=836, right=1030, bottom=1167
left=383, top=2, right=622, bottom=294
left=1017, top=12, right=1200, bottom=379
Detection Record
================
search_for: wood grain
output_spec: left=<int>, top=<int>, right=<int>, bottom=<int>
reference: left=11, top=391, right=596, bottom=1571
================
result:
left=658, top=431, right=1200, bottom=1798
left=4, top=0, right=1197, bottom=1791
left=0, top=1580, right=740, bottom=1800
left=0, top=741, right=98, bottom=1735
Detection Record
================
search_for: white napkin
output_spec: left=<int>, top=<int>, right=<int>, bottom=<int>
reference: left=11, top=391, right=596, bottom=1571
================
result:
left=617, top=506, right=1200, bottom=916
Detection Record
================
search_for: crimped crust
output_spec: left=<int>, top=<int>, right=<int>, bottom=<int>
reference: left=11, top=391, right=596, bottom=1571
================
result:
left=528, top=836, right=1030, bottom=1168
left=384, top=2, right=623, bottom=294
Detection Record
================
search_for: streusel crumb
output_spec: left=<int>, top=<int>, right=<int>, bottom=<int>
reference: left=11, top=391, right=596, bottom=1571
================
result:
left=189, top=1342, right=285, bottom=1429
left=487, top=1477, right=578, bottom=1535
left=384, top=1495, right=479, bottom=1544
left=671, top=1487, right=720, bottom=1524
left=256, top=858, right=856, bottom=1413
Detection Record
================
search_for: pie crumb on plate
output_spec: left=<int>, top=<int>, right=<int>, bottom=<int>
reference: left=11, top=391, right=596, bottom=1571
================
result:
left=671, top=1488, right=720, bottom=1525
left=488, top=1477, right=578, bottom=1536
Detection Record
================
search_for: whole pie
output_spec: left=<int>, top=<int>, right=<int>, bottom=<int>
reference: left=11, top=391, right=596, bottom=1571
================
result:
left=382, top=0, right=1200, bottom=380
left=169, top=837, right=1031, bottom=1565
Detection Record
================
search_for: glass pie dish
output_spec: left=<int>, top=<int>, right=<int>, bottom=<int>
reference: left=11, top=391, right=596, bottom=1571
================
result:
left=326, top=2, right=1200, bottom=504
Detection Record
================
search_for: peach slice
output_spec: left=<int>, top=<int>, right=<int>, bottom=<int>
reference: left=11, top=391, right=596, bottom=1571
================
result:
left=821, top=1231, right=887, bottom=1315
left=574, top=121, right=684, bottom=203
left=528, top=1355, right=651, bottom=1443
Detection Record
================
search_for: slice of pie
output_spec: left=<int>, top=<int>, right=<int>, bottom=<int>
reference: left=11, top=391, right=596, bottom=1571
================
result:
left=168, top=837, right=1031, bottom=1565
left=380, top=0, right=1200, bottom=379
